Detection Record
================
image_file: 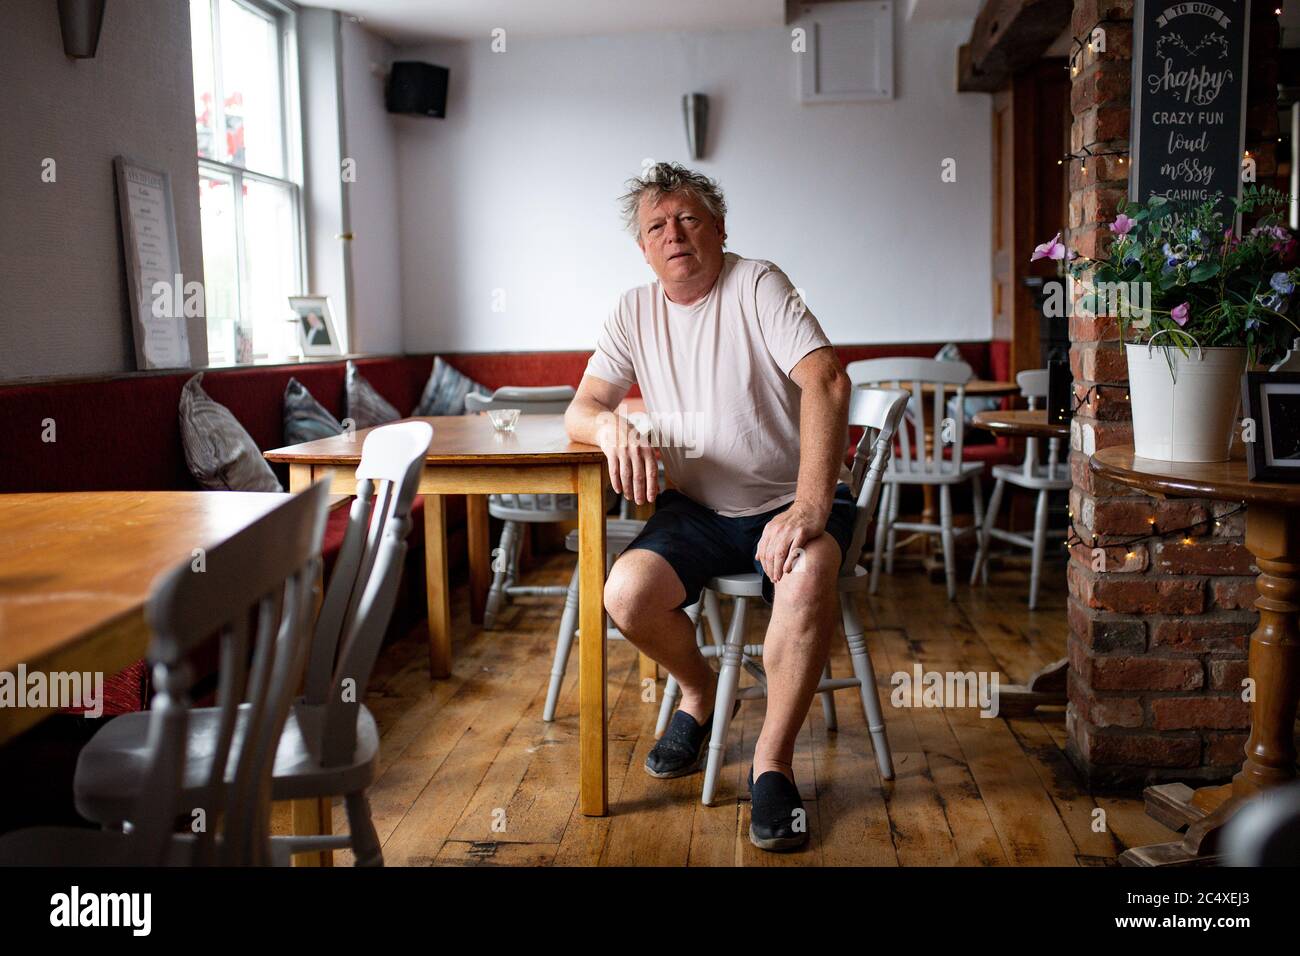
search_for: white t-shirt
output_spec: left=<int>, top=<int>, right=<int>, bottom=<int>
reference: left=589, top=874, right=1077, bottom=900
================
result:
left=585, top=252, right=849, bottom=517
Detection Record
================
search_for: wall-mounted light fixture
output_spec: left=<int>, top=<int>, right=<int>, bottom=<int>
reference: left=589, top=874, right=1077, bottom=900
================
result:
left=58, top=0, right=107, bottom=59
left=683, top=93, right=708, bottom=160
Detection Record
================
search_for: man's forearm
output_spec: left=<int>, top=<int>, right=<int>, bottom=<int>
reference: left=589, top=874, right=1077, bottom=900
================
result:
left=793, top=375, right=851, bottom=525
left=565, top=396, right=622, bottom=447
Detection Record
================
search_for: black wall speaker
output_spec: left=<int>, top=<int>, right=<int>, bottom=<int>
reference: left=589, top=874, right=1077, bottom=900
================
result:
left=386, top=61, right=449, bottom=118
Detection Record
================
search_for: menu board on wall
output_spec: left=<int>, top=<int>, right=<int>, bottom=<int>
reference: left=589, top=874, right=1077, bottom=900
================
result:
left=114, top=157, right=191, bottom=370
left=1129, top=0, right=1251, bottom=219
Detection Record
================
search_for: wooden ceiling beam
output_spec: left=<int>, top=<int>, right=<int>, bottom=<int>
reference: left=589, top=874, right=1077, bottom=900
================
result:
left=957, top=0, right=1073, bottom=92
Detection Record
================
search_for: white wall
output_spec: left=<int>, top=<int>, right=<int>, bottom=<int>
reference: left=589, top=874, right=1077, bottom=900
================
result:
left=394, top=14, right=992, bottom=353
left=0, top=0, right=205, bottom=381
left=340, top=19, right=404, bottom=354
left=298, top=8, right=351, bottom=352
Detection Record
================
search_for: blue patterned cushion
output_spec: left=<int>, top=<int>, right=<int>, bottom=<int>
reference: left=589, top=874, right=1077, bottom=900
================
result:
left=413, top=356, right=489, bottom=416
left=179, top=373, right=282, bottom=492
left=283, top=377, right=343, bottom=445
left=346, top=361, right=401, bottom=429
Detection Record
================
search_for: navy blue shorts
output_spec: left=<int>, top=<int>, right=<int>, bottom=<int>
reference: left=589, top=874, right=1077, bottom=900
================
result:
left=622, top=483, right=858, bottom=609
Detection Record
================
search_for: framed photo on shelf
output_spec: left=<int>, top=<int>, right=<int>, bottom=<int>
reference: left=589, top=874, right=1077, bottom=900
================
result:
left=1242, top=371, right=1300, bottom=482
left=288, top=295, right=341, bottom=357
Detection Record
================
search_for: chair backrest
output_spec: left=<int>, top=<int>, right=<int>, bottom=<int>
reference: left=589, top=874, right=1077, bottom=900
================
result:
left=842, top=388, right=911, bottom=573
left=140, top=480, right=332, bottom=866
left=464, top=385, right=575, bottom=415
left=1017, top=368, right=1049, bottom=407
left=304, top=421, right=432, bottom=766
left=1016, top=368, right=1053, bottom=472
left=466, top=385, right=578, bottom=512
left=846, top=358, right=973, bottom=476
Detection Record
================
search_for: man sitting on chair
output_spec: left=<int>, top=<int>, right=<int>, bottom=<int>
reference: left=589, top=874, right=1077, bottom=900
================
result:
left=565, top=162, right=856, bottom=852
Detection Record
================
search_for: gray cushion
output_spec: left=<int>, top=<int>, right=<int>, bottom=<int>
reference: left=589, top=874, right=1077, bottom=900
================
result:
left=179, top=373, right=282, bottom=492
left=345, top=361, right=400, bottom=430
left=283, top=377, right=343, bottom=445
left=413, top=356, right=489, bottom=416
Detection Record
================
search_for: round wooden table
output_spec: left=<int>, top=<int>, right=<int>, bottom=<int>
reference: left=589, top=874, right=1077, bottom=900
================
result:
left=970, top=408, right=1069, bottom=440
left=1090, top=446, right=1300, bottom=865
left=965, top=409, right=1072, bottom=714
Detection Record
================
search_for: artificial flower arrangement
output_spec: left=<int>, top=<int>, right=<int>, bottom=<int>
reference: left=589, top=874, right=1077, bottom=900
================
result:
left=1032, top=185, right=1300, bottom=367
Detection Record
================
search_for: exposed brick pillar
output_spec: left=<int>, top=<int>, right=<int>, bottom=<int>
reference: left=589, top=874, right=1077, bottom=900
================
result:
left=1065, top=0, right=1280, bottom=788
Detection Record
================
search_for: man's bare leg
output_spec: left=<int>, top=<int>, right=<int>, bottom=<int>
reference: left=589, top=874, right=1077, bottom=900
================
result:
left=604, top=549, right=715, bottom=722
left=752, top=534, right=840, bottom=782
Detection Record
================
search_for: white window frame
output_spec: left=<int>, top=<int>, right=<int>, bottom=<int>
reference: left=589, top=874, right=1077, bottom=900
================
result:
left=196, top=0, right=307, bottom=363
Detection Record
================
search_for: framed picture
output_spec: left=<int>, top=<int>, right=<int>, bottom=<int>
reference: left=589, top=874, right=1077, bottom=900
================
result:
left=1242, top=371, right=1300, bottom=481
left=288, top=295, right=341, bottom=357
left=114, top=156, right=193, bottom=370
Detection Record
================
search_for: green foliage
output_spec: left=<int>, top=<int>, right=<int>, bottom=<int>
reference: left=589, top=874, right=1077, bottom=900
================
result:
left=1064, top=186, right=1300, bottom=366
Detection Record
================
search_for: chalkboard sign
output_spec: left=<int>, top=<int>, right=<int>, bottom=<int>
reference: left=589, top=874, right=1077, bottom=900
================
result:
left=1129, top=0, right=1251, bottom=219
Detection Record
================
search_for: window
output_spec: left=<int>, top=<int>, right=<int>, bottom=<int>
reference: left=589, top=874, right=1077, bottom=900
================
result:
left=191, top=0, right=304, bottom=364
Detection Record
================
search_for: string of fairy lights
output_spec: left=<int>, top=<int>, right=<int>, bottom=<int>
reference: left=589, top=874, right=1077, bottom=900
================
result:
left=1044, top=10, right=1285, bottom=553
left=1064, top=504, right=1246, bottom=555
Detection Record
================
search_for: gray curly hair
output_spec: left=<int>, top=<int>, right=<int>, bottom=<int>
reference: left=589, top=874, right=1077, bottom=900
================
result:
left=619, top=162, right=728, bottom=239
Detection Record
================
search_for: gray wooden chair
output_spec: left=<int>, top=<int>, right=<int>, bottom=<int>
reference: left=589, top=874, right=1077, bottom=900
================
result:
left=465, top=386, right=579, bottom=627
left=0, top=481, right=332, bottom=866
left=969, top=369, right=1071, bottom=609
left=849, top=357, right=985, bottom=600
left=542, top=519, right=721, bottom=723
left=691, top=387, right=911, bottom=806
left=68, top=422, right=432, bottom=866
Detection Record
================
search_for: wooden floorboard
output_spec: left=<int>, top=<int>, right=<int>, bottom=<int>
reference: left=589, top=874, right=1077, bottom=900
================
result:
left=329, top=550, right=1175, bottom=866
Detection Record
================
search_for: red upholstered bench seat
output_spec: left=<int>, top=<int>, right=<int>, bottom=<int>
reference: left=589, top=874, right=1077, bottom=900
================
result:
left=0, top=341, right=1011, bottom=717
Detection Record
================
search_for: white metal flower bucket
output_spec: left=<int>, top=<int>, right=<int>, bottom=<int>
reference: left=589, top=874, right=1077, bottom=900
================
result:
left=1125, top=329, right=1246, bottom=462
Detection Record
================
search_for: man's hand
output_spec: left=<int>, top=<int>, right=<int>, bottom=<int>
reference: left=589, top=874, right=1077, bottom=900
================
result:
left=755, top=499, right=828, bottom=584
left=596, top=412, right=658, bottom=506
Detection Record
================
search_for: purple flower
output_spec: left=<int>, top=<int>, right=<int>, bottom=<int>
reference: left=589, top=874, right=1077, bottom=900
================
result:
left=1246, top=316, right=1263, bottom=331
left=1110, top=214, right=1135, bottom=236
left=1272, top=272, right=1295, bottom=296
left=1170, top=302, right=1190, bottom=326
left=1031, top=232, right=1067, bottom=262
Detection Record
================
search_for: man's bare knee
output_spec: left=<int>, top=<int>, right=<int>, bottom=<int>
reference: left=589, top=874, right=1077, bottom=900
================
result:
left=772, top=535, right=840, bottom=614
left=604, top=549, right=687, bottom=633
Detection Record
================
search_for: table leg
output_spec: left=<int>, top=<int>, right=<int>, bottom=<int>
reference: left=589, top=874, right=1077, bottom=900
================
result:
left=1123, top=503, right=1300, bottom=866
left=467, top=494, right=491, bottom=624
left=288, top=464, right=312, bottom=493
left=577, top=463, right=609, bottom=816
left=1235, top=503, right=1300, bottom=796
left=289, top=798, right=333, bottom=867
left=639, top=653, right=660, bottom=682
left=424, top=494, right=453, bottom=679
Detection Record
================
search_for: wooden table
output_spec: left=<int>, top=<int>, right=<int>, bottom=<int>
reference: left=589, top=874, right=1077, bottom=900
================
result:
left=0, top=492, right=342, bottom=744
left=1090, top=446, right=1300, bottom=865
left=969, top=409, right=1071, bottom=716
left=971, top=407, right=1068, bottom=440
left=265, top=414, right=612, bottom=817
left=932, top=379, right=1018, bottom=398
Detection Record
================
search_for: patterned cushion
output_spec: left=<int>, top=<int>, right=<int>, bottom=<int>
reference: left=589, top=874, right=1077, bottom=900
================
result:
left=346, top=361, right=401, bottom=429
left=283, top=377, right=343, bottom=445
left=179, top=373, right=282, bottom=491
left=412, top=355, right=489, bottom=416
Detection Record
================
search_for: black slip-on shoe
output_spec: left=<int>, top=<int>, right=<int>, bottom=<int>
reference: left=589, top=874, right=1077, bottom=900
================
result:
left=644, top=701, right=742, bottom=779
left=748, top=767, right=809, bottom=852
